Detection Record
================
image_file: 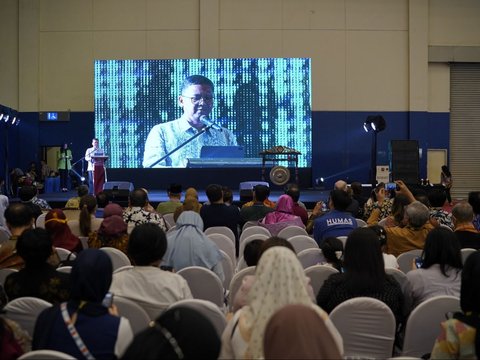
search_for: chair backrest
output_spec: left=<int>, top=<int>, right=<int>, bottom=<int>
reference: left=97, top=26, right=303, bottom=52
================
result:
left=35, top=212, right=47, bottom=229
left=127, top=223, right=135, bottom=234
left=330, top=297, right=396, bottom=359
left=227, top=266, right=256, bottom=311
left=55, top=247, right=76, bottom=262
left=297, top=248, right=326, bottom=269
left=207, top=233, right=236, bottom=267
left=114, top=295, right=151, bottom=334
left=0, top=226, right=10, bottom=246
left=235, top=256, right=248, bottom=272
left=385, top=267, right=408, bottom=289
left=204, top=226, right=235, bottom=244
left=166, top=225, right=176, bottom=233
left=56, top=266, right=72, bottom=274
left=0, top=268, right=18, bottom=286
left=239, top=225, right=271, bottom=244
left=355, top=218, right=368, bottom=227
left=218, top=249, right=234, bottom=290
left=18, top=350, right=76, bottom=359
left=397, top=249, right=423, bottom=274
left=242, top=221, right=260, bottom=232
left=461, top=247, right=477, bottom=264
left=402, top=295, right=461, bottom=357
left=288, top=235, right=319, bottom=253
left=177, top=266, right=224, bottom=308
left=62, top=209, right=80, bottom=221
left=337, top=235, right=348, bottom=247
left=99, top=247, right=131, bottom=272
left=168, top=299, right=227, bottom=338
left=78, top=236, right=89, bottom=249
left=277, top=225, right=308, bottom=239
left=113, top=265, right=134, bottom=274
left=378, top=217, right=389, bottom=227
left=304, top=265, right=339, bottom=296
left=4, top=297, right=52, bottom=337
left=238, top=233, right=269, bottom=258
left=163, top=212, right=176, bottom=228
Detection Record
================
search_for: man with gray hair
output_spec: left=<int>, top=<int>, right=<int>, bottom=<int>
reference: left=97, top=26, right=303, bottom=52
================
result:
left=334, top=179, right=359, bottom=217
left=384, top=200, right=434, bottom=256
left=452, top=201, right=480, bottom=249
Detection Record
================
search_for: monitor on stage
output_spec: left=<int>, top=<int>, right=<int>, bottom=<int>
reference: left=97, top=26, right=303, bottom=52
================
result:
left=94, top=57, right=312, bottom=168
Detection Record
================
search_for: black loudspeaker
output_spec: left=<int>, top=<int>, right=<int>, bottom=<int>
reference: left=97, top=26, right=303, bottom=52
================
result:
left=103, top=182, right=134, bottom=206
left=390, top=140, right=419, bottom=184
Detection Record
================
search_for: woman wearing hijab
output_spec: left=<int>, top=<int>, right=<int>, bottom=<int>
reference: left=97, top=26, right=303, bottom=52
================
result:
left=121, top=306, right=221, bottom=360
left=259, top=194, right=305, bottom=236
left=173, top=188, right=202, bottom=222
left=44, top=208, right=82, bottom=253
left=164, top=211, right=224, bottom=282
left=88, top=203, right=129, bottom=254
left=263, top=304, right=342, bottom=360
left=220, top=247, right=343, bottom=359
left=32, top=249, right=133, bottom=359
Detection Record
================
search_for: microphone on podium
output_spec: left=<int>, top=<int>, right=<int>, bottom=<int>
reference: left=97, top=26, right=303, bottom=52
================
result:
left=200, top=116, right=221, bottom=130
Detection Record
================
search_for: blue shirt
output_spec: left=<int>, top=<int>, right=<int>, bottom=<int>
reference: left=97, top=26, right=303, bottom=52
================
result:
left=143, top=118, right=237, bottom=168
left=313, top=209, right=357, bottom=245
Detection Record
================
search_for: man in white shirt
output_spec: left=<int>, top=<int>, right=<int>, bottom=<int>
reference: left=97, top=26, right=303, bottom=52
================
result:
left=85, top=138, right=103, bottom=194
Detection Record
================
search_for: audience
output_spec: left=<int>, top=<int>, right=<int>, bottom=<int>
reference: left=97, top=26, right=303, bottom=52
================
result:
left=156, top=183, right=182, bottom=215
left=350, top=181, right=368, bottom=218
left=334, top=180, right=360, bottom=217
left=428, top=188, right=454, bottom=229
left=110, top=223, right=192, bottom=319
left=220, top=246, right=343, bottom=359
left=452, top=201, right=480, bottom=249
left=0, top=194, right=9, bottom=228
left=431, top=252, right=480, bottom=359
left=4, top=228, right=70, bottom=303
left=88, top=203, right=129, bottom=253
left=64, top=184, right=89, bottom=209
left=17, top=185, right=43, bottom=220
left=263, top=304, right=342, bottom=360
left=319, top=237, right=344, bottom=271
left=122, top=306, right=221, bottom=360
left=0, top=288, right=30, bottom=358
left=369, top=224, right=399, bottom=269
left=32, top=249, right=133, bottom=358
left=368, top=193, right=410, bottom=228
left=317, top=227, right=404, bottom=324
left=239, top=184, right=274, bottom=226
left=285, top=183, right=308, bottom=225
left=243, top=239, right=264, bottom=267
left=468, top=191, right=480, bottom=231
left=95, top=190, right=109, bottom=218
left=259, top=194, right=305, bottom=236
left=403, top=227, right=463, bottom=310
left=78, top=194, right=102, bottom=237
left=44, top=209, right=82, bottom=253
left=123, top=188, right=167, bottom=231
left=363, top=182, right=393, bottom=221
left=164, top=211, right=224, bottom=282
left=242, top=185, right=276, bottom=209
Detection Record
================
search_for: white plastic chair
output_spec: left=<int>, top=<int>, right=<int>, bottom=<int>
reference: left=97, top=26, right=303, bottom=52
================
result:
left=297, top=248, right=326, bottom=269
left=0, top=268, right=18, bottom=286
left=163, top=213, right=176, bottom=228
left=207, top=233, right=236, bottom=267
left=55, top=247, right=76, bottom=262
left=304, top=265, right=339, bottom=296
left=355, top=218, right=368, bottom=227
left=168, top=299, right=227, bottom=338
left=330, top=297, right=396, bottom=359
left=219, top=249, right=234, bottom=291
left=402, top=295, right=461, bottom=357
left=227, top=266, right=256, bottom=311
left=56, top=266, right=72, bottom=274
left=277, top=225, right=308, bottom=239
left=235, top=256, right=248, bottom=272
left=397, top=249, right=423, bottom=274
left=113, top=265, right=134, bottom=274
left=35, top=212, right=47, bottom=229
left=99, top=247, right=131, bottom=272
left=114, top=295, right=151, bottom=334
left=241, top=221, right=260, bottom=232
left=204, top=226, right=236, bottom=245
left=238, top=233, right=269, bottom=258
left=18, top=350, right=76, bottom=359
left=288, top=234, right=319, bottom=253
left=177, top=266, right=224, bottom=308
left=239, top=225, right=271, bottom=244
left=385, top=267, right=408, bottom=289
left=4, top=297, right=52, bottom=337
left=337, top=235, right=348, bottom=247
left=78, top=236, right=89, bottom=249
left=461, top=247, right=477, bottom=264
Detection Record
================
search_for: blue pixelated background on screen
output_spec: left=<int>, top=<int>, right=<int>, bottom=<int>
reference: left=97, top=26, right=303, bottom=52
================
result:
left=94, top=58, right=312, bottom=168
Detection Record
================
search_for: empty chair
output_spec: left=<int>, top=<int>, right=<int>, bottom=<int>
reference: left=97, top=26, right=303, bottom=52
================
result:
left=204, top=226, right=235, bottom=244
left=207, top=233, right=236, bottom=267
left=304, top=265, right=339, bottom=296
left=3, top=297, right=52, bottom=337
left=397, top=249, right=423, bottom=273
left=288, top=235, right=319, bottom=253
left=99, top=247, right=131, bottom=272
left=18, top=350, right=76, bottom=359
left=163, top=212, right=176, bottom=228
left=54, top=247, right=76, bottom=262
left=168, top=299, right=227, bottom=338
left=219, top=250, right=234, bottom=291
left=238, top=233, right=269, bottom=258
left=297, top=248, right=326, bottom=269
left=0, top=268, right=18, bottom=286
left=239, top=225, right=271, bottom=244
left=402, top=295, right=461, bottom=357
left=355, top=218, right=368, bottom=227
left=114, top=296, right=151, bottom=335
left=330, top=297, right=396, bottom=359
left=277, top=225, right=308, bottom=239
left=177, top=266, right=224, bottom=308
left=35, top=212, right=47, bottom=229
left=461, top=247, right=477, bottom=264
left=227, top=266, right=256, bottom=311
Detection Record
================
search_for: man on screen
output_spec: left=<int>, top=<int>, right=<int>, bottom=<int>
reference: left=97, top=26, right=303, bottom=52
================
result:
left=142, top=75, right=238, bottom=168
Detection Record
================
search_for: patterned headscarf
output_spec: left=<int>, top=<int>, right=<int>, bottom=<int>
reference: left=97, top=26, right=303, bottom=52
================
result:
left=45, top=209, right=81, bottom=253
left=260, top=195, right=305, bottom=235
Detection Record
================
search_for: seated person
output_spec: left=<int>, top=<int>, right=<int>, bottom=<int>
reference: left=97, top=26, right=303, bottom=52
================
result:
left=239, top=185, right=274, bottom=226
left=88, top=203, right=129, bottom=254
left=110, top=223, right=192, bottom=320
left=452, top=201, right=480, bottom=250
left=259, top=194, right=305, bottom=236
left=64, top=184, right=89, bottom=209
left=428, top=188, right=454, bottom=229
left=44, top=209, right=82, bottom=253
left=4, top=228, right=70, bottom=304
left=156, top=183, right=183, bottom=215
left=319, top=237, right=344, bottom=271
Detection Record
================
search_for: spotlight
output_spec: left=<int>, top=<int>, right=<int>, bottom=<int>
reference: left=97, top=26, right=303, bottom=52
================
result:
left=11, top=117, right=16, bottom=125
left=80, top=176, right=86, bottom=182
left=363, top=115, right=386, bottom=133
left=0, top=113, right=3, bottom=121
left=3, top=115, right=9, bottom=123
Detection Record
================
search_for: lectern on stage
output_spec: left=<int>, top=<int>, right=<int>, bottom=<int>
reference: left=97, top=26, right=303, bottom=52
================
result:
left=92, top=154, right=108, bottom=195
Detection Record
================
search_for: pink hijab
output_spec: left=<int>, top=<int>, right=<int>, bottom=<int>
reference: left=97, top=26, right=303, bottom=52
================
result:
left=260, top=195, right=305, bottom=236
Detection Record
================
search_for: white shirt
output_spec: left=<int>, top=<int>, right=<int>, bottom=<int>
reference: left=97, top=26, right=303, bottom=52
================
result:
left=110, top=266, right=193, bottom=320
left=383, top=253, right=399, bottom=269
left=85, top=146, right=104, bottom=171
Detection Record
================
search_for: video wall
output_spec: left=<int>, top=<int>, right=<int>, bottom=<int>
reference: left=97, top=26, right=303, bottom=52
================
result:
left=94, top=58, right=312, bottom=168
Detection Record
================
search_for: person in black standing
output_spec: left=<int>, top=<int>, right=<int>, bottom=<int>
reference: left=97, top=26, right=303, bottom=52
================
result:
left=441, top=165, right=453, bottom=205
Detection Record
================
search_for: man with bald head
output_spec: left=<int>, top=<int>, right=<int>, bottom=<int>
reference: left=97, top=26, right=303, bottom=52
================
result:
left=452, top=201, right=480, bottom=249
left=334, top=180, right=359, bottom=217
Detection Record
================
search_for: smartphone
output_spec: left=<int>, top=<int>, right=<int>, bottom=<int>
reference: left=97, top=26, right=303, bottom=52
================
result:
left=102, top=292, right=114, bottom=308
left=385, top=182, right=399, bottom=191
left=415, top=257, right=424, bottom=269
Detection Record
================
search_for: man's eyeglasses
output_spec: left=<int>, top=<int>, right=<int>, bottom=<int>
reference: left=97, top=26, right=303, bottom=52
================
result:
left=182, top=95, right=214, bottom=104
